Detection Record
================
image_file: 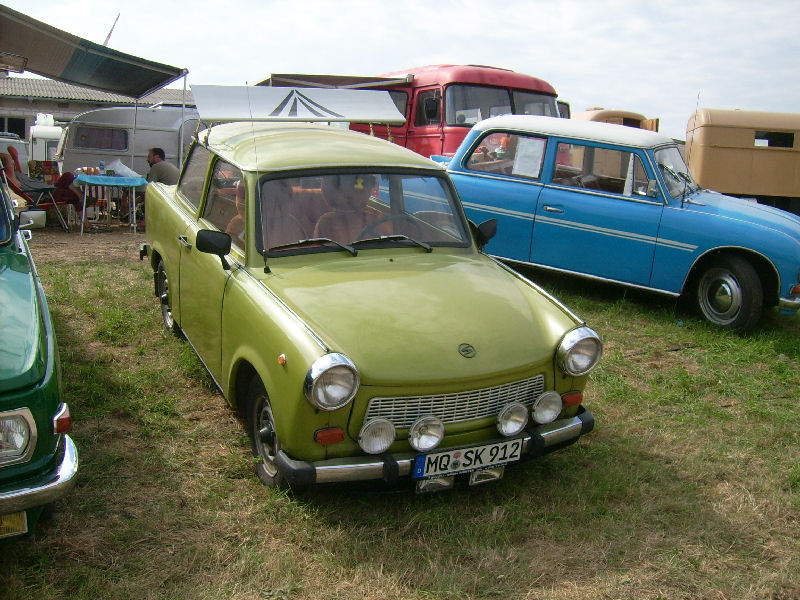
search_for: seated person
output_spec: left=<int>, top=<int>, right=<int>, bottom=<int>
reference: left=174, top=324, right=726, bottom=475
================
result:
left=260, top=178, right=305, bottom=249
left=53, top=171, right=89, bottom=227
left=225, top=182, right=246, bottom=247
left=313, top=174, right=379, bottom=242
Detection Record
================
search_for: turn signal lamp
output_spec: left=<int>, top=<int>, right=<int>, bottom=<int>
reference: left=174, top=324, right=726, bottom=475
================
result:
left=314, top=427, right=345, bottom=446
left=53, top=403, right=72, bottom=434
left=561, top=391, right=583, bottom=406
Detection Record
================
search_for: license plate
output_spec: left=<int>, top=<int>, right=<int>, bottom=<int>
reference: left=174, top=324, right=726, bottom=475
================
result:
left=413, top=438, right=523, bottom=479
left=0, top=511, right=28, bottom=539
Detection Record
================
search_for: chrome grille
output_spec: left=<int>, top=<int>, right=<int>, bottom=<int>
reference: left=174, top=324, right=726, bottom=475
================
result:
left=364, top=374, right=546, bottom=430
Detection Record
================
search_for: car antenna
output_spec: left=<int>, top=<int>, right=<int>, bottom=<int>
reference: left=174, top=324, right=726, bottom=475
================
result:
left=245, top=82, right=270, bottom=274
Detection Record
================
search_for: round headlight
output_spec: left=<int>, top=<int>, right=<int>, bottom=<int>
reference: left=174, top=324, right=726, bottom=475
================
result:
left=557, top=326, right=603, bottom=376
left=408, top=415, right=445, bottom=452
left=532, top=391, right=563, bottom=424
left=0, top=413, right=31, bottom=459
left=358, top=419, right=396, bottom=454
left=497, top=402, right=529, bottom=436
left=304, top=353, right=360, bottom=411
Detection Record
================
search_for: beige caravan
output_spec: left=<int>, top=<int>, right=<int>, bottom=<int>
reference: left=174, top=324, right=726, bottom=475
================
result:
left=572, top=108, right=660, bottom=131
left=686, top=108, right=800, bottom=215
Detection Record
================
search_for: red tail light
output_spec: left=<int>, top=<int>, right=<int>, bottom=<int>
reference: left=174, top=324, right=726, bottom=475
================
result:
left=561, top=391, right=583, bottom=406
left=52, top=403, right=72, bottom=434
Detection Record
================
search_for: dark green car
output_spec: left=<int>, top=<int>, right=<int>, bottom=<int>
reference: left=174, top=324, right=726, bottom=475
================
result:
left=0, top=182, right=78, bottom=540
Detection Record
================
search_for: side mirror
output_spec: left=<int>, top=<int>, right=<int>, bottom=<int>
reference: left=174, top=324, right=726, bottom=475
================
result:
left=196, top=229, right=232, bottom=270
left=18, top=210, right=47, bottom=230
left=470, top=218, right=497, bottom=251
left=646, top=179, right=659, bottom=198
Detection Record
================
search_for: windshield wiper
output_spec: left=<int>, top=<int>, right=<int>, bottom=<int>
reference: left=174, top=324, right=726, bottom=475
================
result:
left=269, top=237, right=357, bottom=256
left=352, top=234, right=432, bottom=253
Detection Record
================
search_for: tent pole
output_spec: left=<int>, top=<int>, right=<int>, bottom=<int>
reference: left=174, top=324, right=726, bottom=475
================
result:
left=132, top=102, right=138, bottom=171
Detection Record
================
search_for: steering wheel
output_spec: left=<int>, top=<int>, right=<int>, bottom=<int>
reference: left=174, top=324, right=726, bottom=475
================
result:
left=359, top=214, right=423, bottom=240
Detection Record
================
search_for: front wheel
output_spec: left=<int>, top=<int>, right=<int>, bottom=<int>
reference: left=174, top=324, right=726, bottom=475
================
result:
left=696, top=255, right=762, bottom=331
left=155, top=260, right=181, bottom=335
left=246, top=378, right=289, bottom=489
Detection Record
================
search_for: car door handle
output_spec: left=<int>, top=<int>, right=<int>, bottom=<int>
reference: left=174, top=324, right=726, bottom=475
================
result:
left=178, top=235, right=192, bottom=250
left=542, top=205, right=564, bottom=213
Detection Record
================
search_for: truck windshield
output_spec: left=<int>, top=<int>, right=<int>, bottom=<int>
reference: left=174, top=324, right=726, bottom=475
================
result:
left=258, top=172, right=470, bottom=254
left=655, top=146, right=698, bottom=198
left=445, top=84, right=558, bottom=126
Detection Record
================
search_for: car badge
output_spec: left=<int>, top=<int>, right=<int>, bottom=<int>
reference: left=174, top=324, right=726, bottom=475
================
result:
left=458, top=343, right=476, bottom=358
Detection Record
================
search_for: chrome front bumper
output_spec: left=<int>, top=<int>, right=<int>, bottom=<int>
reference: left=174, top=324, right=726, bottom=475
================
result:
left=0, top=435, right=79, bottom=514
left=276, top=408, right=594, bottom=487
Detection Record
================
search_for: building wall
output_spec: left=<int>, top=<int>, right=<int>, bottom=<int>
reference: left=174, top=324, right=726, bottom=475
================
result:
left=0, top=96, right=105, bottom=136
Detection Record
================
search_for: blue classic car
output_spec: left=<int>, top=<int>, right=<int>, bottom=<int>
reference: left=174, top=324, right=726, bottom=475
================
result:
left=440, top=116, right=800, bottom=330
left=0, top=183, right=78, bottom=540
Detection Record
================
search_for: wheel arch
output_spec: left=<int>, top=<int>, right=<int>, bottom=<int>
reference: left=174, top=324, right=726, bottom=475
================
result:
left=683, top=247, right=779, bottom=307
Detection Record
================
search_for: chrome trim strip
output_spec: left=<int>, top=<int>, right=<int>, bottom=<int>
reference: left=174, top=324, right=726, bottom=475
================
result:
left=544, top=184, right=664, bottom=206
left=288, top=415, right=586, bottom=484
left=461, top=201, right=534, bottom=222
left=0, top=435, right=78, bottom=513
left=502, top=258, right=681, bottom=297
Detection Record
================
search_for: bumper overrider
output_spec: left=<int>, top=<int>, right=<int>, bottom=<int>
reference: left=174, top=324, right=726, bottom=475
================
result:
left=0, top=435, right=79, bottom=515
left=276, top=407, right=594, bottom=487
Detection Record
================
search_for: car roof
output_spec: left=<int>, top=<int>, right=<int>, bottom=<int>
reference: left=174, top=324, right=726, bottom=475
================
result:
left=472, top=115, right=676, bottom=149
left=201, top=121, right=444, bottom=173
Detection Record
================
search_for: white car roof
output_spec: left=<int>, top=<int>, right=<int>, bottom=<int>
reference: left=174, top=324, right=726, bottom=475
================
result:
left=473, top=115, right=676, bottom=149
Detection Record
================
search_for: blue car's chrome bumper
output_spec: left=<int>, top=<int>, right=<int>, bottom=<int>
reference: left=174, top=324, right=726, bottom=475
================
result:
left=276, top=408, right=594, bottom=487
left=0, top=435, right=78, bottom=514
left=779, top=295, right=800, bottom=313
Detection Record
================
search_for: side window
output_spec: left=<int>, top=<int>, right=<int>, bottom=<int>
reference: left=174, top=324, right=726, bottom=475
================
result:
left=414, top=89, right=441, bottom=126
left=552, top=143, right=650, bottom=197
left=74, top=126, right=128, bottom=151
left=203, top=161, right=244, bottom=248
left=466, top=133, right=546, bottom=179
left=177, top=144, right=211, bottom=210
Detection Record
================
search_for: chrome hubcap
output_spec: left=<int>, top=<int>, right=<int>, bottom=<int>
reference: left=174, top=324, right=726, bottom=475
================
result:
left=700, top=271, right=741, bottom=323
left=256, top=400, right=278, bottom=477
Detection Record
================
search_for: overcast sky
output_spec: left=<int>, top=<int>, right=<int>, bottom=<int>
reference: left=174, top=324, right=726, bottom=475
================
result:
left=6, top=0, right=799, bottom=140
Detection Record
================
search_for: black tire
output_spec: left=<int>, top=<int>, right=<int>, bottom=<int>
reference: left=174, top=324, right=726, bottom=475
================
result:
left=246, top=378, right=289, bottom=489
left=155, top=259, right=181, bottom=335
left=696, top=255, right=762, bottom=330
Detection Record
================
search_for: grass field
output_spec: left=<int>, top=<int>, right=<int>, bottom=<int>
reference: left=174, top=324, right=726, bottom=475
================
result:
left=2, top=231, right=799, bottom=600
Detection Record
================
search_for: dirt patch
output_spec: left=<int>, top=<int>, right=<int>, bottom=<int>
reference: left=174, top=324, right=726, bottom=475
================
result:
left=27, top=225, right=147, bottom=264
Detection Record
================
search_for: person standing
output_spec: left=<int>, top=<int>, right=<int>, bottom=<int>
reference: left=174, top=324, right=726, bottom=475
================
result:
left=146, top=148, right=180, bottom=185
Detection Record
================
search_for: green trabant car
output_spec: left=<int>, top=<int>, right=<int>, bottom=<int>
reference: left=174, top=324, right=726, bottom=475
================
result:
left=141, top=99, right=602, bottom=492
left=1, top=179, right=78, bottom=539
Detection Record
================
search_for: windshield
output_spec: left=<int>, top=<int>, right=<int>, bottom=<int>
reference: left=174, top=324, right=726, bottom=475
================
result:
left=444, top=84, right=558, bottom=126
left=655, top=145, right=698, bottom=197
left=257, top=171, right=471, bottom=254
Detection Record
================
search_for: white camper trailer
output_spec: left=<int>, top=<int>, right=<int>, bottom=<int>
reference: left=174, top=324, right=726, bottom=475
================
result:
left=29, top=114, right=64, bottom=162
left=57, top=105, right=199, bottom=176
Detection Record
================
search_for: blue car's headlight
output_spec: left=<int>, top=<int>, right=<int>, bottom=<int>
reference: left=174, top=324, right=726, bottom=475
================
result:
left=557, top=326, right=602, bottom=376
left=304, top=353, right=360, bottom=411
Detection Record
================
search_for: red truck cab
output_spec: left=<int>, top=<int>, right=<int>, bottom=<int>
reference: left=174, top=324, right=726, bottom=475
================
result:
left=259, top=65, right=561, bottom=157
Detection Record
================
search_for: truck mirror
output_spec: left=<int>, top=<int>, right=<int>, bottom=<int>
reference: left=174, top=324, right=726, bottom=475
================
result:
left=196, top=229, right=232, bottom=270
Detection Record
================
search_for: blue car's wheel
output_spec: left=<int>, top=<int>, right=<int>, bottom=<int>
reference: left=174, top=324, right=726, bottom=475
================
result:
left=696, top=255, right=762, bottom=330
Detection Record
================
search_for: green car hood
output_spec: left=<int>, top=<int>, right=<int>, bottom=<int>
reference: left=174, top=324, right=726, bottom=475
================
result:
left=0, top=249, right=46, bottom=393
left=264, top=252, right=579, bottom=385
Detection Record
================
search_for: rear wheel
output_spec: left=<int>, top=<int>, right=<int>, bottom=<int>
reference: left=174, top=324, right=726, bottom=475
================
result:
left=246, top=378, right=288, bottom=489
left=155, top=260, right=180, bottom=335
left=696, top=255, right=762, bottom=331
